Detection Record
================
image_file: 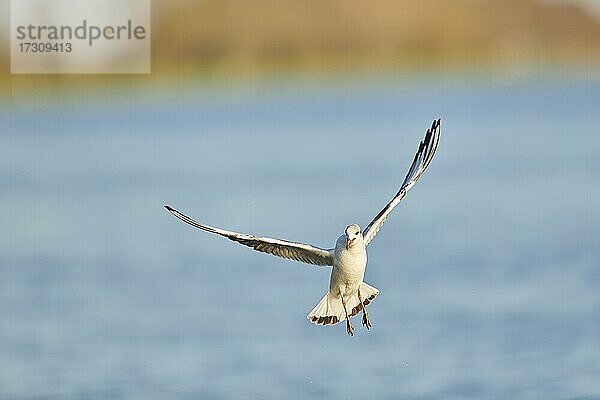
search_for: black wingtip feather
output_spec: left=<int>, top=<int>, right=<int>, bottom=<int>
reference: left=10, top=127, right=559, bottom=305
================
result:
left=424, top=130, right=433, bottom=146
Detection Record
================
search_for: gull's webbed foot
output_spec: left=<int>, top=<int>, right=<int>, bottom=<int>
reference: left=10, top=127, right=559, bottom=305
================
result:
left=346, top=319, right=355, bottom=336
left=357, top=288, right=372, bottom=330
left=340, top=293, right=354, bottom=336
left=362, top=312, right=372, bottom=330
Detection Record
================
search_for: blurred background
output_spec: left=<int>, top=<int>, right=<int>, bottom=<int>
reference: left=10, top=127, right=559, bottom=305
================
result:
left=1, top=0, right=599, bottom=399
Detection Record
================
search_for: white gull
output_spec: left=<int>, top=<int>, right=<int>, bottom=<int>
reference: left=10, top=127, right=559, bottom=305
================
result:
left=165, top=119, right=441, bottom=335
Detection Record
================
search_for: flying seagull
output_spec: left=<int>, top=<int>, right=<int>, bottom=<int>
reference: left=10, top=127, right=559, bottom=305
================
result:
left=165, top=119, right=441, bottom=335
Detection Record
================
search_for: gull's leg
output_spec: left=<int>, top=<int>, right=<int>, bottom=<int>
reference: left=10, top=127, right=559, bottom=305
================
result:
left=340, top=293, right=354, bottom=336
left=357, top=288, right=372, bottom=330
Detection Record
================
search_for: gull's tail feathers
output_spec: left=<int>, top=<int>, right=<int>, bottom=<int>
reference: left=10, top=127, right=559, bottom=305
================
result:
left=307, top=282, right=379, bottom=326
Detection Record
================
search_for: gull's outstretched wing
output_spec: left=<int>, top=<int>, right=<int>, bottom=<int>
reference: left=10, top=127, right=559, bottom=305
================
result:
left=362, top=119, right=441, bottom=247
left=165, top=205, right=334, bottom=266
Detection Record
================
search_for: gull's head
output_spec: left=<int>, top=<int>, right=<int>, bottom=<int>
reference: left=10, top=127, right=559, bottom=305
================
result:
left=345, top=224, right=362, bottom=250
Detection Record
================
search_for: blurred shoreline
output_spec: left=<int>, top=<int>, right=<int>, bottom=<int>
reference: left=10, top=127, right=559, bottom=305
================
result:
left=3, top=69, right=599, bottom=111
left=2, top=0, right=600, bottom=98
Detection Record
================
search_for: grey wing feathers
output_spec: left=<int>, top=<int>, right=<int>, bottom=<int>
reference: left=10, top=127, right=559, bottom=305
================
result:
left=165, top=205, right=334, bottom=266
left=362, top=118, right=441, bottom=246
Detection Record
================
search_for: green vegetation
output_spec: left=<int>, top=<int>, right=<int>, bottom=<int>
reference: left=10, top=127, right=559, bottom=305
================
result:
left=153, top=0, right=600, bottom=76
left=2, top=0, right=599, bottom=94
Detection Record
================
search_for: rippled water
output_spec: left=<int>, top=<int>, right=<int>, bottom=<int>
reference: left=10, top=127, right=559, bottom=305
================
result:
left=1, top=77, right=599, bottom=399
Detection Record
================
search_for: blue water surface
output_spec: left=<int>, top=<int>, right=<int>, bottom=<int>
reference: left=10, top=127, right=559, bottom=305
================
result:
left=1, top=76, right=599, bottom=399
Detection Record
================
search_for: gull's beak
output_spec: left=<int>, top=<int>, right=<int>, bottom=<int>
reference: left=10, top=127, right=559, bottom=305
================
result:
left=346, top=237, right=355, bottom=250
